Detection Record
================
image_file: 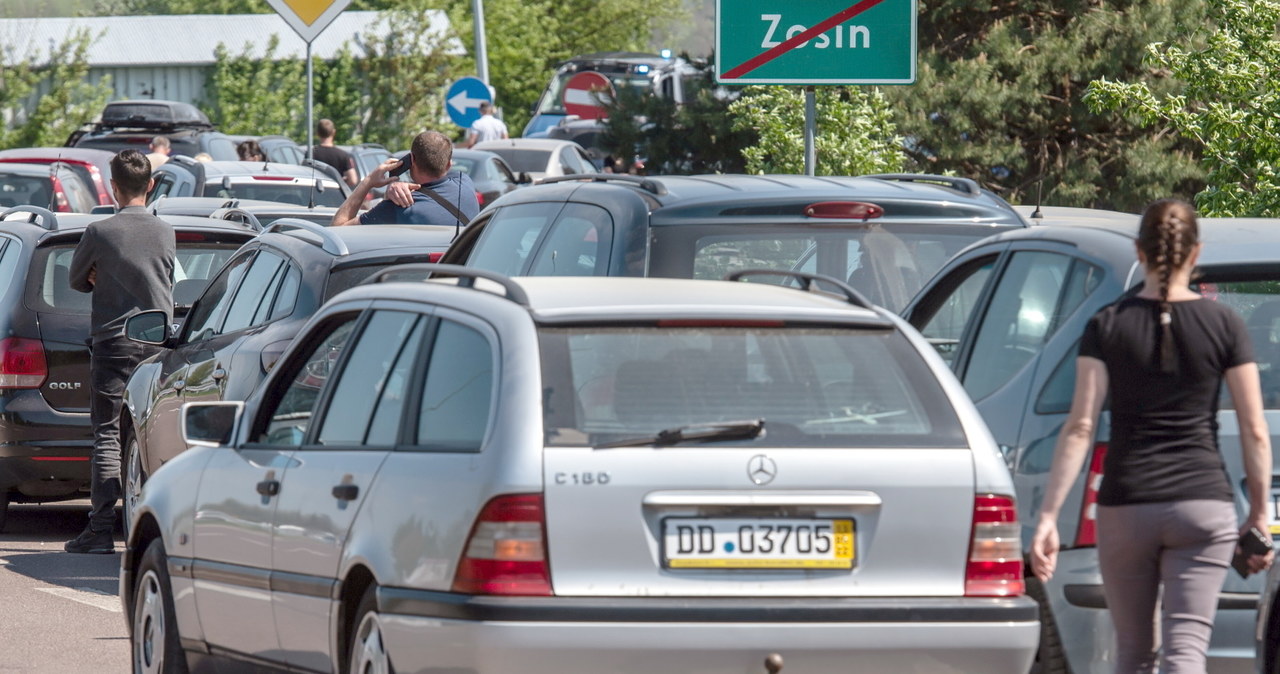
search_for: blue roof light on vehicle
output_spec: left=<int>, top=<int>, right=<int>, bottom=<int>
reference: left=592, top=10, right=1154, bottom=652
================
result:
left=660, top=49, right=672, bottom=59
left=804, top=201, right=884, bottom=220
left=635, top=64, right=651, bottom=74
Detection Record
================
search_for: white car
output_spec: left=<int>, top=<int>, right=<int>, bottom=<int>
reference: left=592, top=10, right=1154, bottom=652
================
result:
left=473, top=138, right=596, bottom=182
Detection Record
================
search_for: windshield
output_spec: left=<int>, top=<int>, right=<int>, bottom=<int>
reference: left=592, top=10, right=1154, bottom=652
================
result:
left=27, top=241, right=242, bottom=315
left=666, top=225, right=1005, bottom=314
left=205, top=181, right=345, bottom=208
left=0, top=172, right=52, bottom=210
left=538, top=326, right=965, bottom=448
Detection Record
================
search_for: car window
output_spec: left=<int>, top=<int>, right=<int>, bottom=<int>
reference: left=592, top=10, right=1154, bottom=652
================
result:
left=1193, top=278, right=1280, bottom=410
left=59, top=172, right=96, bottom=212
left=0, top=172, right=53, bottom=210
left=963, top=251, right=1073, bottom=400
left=492, top=159, right=517, bottom=184
left=558, top=147, right=578, bottom=174
left=490, top=149, right=551, bottom=174
left=208, top=181, right=344, bottom=208
left=917, top=257, right=999, bottom=368
left=317, top=311, right=423, bottom=446
left=220, top=250, right=286, bottom=334
left=182, top=252, right=254, bottom=343
left=148, top=174, right=177, bottom=203
left=415, top=319, right=494, bottom=451
left=206, top=138, right=238, bottom=161
left=268, top=265, right=301, bottom=321
left=1035, top=341, right=1081, bottom=415
left=539, top=326, right=966, bottom=448
left=367, top=316, right=429, bottom=445
left=257, top=316, right=359, bottom=446
left=467, top=202, right=561, bottom=276
left=528, top=203, right=612, bottom=276
left=0, top=237, right=20, bottom=295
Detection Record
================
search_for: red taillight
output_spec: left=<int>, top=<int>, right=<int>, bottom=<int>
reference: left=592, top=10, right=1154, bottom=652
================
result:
left=965, top=494, right=1025, bottom=597
left=427, top=251, right=445, bottom=263
left=251, top=175, right=293, bottom=181
left=0, top=338, right=48, bottom=389
left=1074, top=443, right=1107, bottom=548
left=50, top=177, right=70, bottom=212
left=452, top=494, right=552, bottom=596
left=475, top=190, right=485, bottom=206
left=804, top=201, right=884, bottom=220
left=175, top=232, right=207, bottom=242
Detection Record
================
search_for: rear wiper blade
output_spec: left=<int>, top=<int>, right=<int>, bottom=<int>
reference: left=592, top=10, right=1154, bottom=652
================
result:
left=595, top=419, right=765, bottom=449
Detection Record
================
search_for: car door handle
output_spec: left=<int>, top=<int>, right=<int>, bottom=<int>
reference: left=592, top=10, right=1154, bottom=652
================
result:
left=332, top=484, right=359, bottom=501
left=212, top=368, right=227, bottom=381
left=256, top=479, right=280, bottom=497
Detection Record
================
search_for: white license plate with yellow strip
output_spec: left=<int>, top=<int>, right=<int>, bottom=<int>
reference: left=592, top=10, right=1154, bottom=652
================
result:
left=662, top=518, right=854, bottom=569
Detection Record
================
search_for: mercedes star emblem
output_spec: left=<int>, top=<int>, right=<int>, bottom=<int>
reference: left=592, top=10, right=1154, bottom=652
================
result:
left=747, top=454, right=777, bottom=485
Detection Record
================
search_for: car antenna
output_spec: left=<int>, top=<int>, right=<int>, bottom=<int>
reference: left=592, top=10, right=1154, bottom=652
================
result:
left=1030, top=178, right=1044, bottom=221
left=307, top=157, right=318, bottom=210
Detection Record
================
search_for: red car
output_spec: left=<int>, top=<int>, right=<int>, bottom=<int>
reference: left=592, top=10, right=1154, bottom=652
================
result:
left=0, top=147, right=116, bottom=206
left=0, top=163, right=97, bottom=213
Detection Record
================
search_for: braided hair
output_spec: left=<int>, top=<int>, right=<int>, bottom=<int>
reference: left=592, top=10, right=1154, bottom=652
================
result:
left=1136, top=199, right=1199, bottom=373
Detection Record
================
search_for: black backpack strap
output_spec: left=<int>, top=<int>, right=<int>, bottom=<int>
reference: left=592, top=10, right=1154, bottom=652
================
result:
left=416, top=182, right=470, bottom=227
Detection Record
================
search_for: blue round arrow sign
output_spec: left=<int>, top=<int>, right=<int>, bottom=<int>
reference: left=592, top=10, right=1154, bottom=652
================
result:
left=446, top=77, right=494, bottom=128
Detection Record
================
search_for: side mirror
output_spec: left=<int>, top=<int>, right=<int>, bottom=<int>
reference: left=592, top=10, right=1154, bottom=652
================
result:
left=125, top=310, right=169, bottom=345
left=182, top=401, right=242, bottom=447
left=517, top=172, right=532, bottom=185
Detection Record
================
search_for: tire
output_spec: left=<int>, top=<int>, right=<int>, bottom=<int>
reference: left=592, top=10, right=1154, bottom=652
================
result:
left=1027, top=576, right=1072, bottom=674
left=123, top=425, right=145, bottom=541
left=131, top=539, right=188, bottom=674
left=347, top=585, right=394, bottom=674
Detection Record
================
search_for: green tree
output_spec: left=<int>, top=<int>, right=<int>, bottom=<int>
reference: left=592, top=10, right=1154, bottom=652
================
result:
left=1087, top=0, right=1280, bottom=216
left=728, top=86, right=903, bottom=176
left=889, top=0, right=1206, bottom=211
left=7, top=29, right=113, bottom=148
left=204, top=36, right=307, bottom=137
left=0, top=46, right=39, bottom=149
left=444, top=0, right=684, bottom=133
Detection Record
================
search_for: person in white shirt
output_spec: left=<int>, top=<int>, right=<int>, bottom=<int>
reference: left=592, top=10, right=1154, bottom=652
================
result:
left=465, top=102, right=509, bottom=147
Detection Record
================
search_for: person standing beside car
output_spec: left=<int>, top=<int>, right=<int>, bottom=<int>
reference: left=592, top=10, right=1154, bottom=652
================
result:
left=464, top=101, right=508, bottom=148
left=331, top=130, right=479, bottom=228
left=145, top=136, right=170, bottom=170
left=1030, top=198, right=1275, bottom=673
left=64, top=149, right=175, bottom=554
left=311, top=119, right=358, bottom=187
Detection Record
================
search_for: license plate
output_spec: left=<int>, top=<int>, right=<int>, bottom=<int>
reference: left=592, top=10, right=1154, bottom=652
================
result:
left=662, top=518, right=854, bottom=569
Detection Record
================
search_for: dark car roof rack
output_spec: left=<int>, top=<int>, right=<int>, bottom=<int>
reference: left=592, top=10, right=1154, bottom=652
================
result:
left=0, top=206, right=60, bottom=231
left=861, top=173, right=982, bottom=197
left=264, top=218, right=349, bottom=256
left=536, top=173, right=668, bottom=196
left=724, top=269, right=881, bottom=313
left=366, top=263, right=530, bottom=307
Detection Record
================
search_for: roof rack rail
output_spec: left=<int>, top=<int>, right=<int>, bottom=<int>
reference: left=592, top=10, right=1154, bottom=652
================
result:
left=149, top=194, right=168, bottom=215
left=212, top=207, right=264, bottom=232
left=367, top=263, right=529, bottom=307
left=862, top=173, right=981, bottom=198
left=0, top=206, right=59, bottom=231
left=536, top=173, right=668, bottom=196
left=264, top=218, right=349, bottom=256
left=724, top=269, right=876, bottom=311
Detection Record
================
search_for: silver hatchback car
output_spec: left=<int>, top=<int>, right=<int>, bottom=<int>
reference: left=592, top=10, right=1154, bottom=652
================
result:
left=119, top=267, right=1038, bottom=674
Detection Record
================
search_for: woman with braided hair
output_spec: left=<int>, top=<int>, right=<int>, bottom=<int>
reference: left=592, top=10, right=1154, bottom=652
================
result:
left=1029, top=199, right=1274, bottom=673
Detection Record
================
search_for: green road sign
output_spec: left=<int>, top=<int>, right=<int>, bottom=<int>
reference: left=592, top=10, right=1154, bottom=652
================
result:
left=716, top=0, right=916, bottom=85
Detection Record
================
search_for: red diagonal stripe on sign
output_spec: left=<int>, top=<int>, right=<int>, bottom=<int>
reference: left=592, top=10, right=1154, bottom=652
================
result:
left=722, top=0, right=890, bottom=80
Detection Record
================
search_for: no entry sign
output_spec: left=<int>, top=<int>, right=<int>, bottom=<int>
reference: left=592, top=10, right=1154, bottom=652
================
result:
left=563, top=71, right=615, bottom=121
left=716, top=0, right=917, bottom=84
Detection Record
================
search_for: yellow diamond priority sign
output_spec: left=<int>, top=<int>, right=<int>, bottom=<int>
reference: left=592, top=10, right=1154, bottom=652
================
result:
left=266, top=0, right=353, bottom=43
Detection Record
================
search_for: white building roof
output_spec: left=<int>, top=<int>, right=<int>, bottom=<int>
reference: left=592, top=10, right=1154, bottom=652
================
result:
left=0, top=11, right=455, bottom=67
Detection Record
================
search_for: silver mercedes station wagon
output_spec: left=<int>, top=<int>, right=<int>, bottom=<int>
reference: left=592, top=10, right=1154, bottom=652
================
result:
left=120, top=267, right=1038, bottom=674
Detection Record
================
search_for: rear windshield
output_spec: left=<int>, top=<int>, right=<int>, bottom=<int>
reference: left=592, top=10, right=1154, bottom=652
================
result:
left=486, top=149, right=548, bottom=173
left=0, top=172, right=52, bottom=210
left=538, top=326, right=966, bottom=448
left=27, top=241, right=242, bottom=315
left=205, top=181, right=345, bottom=208
left=665, top=225, right=1003, bottom=314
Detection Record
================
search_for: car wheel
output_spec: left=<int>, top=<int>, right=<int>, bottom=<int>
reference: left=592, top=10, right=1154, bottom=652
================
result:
left=132, top=539, right=188, bottom=674
left=123, top=426, right=145, bottom=541
left=347, top=585, right=394, bottom=674
left=1026, top=576, right=1072, bottom=674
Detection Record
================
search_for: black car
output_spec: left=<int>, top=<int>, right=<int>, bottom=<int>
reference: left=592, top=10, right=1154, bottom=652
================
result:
left=68, top=100, right=238, bottom=161
left=147, top=157, right=349, bottom=208
left=0, top=205, right=258, bottom=528
left=120, top=220, right=457, bottom=531
left=451, top=149, right=524, bottom=209
left=440, top=173, right=1029, bottom=313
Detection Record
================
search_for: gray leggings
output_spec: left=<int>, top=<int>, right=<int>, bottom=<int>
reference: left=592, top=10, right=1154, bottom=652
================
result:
left=1097, top=500, right=1238, bottom=674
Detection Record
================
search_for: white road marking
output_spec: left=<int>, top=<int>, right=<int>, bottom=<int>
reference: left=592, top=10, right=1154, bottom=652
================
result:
left=37, top=586, right=121, bottom=613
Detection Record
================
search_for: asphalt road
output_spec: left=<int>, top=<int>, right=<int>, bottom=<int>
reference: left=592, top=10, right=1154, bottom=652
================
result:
left=0, top=500, right=129, bottom=673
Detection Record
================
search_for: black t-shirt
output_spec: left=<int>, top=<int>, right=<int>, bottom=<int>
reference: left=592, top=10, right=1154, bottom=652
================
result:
left=312, top=145, right=354, bottom=176
left=1080, top=296, right=1253, bottom=505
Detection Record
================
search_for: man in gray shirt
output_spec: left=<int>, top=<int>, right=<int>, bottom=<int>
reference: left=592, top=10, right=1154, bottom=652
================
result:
left=64, top=149, right=175, bottom=554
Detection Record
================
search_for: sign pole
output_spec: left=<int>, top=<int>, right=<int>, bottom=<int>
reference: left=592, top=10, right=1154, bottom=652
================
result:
left=472, top=0, right=489, bottom=85
left=305, top=41, right=314, bottom=162
left=804, top=86, right=816, bottom=176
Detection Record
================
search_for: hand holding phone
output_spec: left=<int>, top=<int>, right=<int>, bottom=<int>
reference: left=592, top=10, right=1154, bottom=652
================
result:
left=1232, top=527, right=1273, bottom=578
left=388, top=152, right=412, bottom=177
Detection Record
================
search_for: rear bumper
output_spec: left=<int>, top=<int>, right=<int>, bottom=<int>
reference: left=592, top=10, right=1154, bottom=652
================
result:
left=0, top=391, right=92, bottom=495
left=376, top=590, right=1040, bottom=673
